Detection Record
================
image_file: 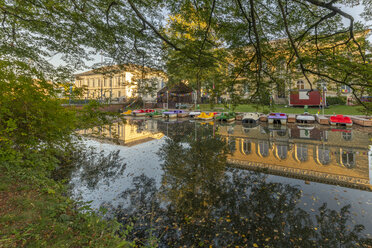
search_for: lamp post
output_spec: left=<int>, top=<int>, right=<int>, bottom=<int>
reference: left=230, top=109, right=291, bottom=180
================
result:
left=320, top=80, right=327, bottom=115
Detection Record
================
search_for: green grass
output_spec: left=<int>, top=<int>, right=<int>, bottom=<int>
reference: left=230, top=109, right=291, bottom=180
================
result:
left=199, top=104, right=366, bottom=115
left=0, top=167, right=132, bottom=248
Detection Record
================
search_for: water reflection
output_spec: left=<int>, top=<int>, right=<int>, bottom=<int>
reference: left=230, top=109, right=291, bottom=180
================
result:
left=112, top=170, right=371, bottom=247
left=219, top=124, right=371, bottom=190
left=72, top=120, right=372, bottom=246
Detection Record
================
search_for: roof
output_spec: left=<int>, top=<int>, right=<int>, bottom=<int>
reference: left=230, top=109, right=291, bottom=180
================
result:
left=158, top=82, right=193, bottom=94
left=74, top=64, right=166, bottom=78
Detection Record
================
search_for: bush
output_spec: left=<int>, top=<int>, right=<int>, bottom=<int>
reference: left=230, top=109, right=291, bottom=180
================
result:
left=326, top=96, right=346, bottom=106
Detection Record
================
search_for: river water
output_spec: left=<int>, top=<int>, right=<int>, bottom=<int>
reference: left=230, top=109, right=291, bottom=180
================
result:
left=71, top=118, right=372, bottom=247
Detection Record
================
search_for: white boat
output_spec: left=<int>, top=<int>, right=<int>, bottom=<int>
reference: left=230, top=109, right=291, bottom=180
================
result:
left=189, top=111, right=201, bottom=118
left=162, top=111, right=178, bottom=119
left=242, top=112, right=260, bottom=124
left=296, top=113, right=315, bottom=124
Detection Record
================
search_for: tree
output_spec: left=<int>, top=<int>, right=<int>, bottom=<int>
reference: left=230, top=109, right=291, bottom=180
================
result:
left=163, top=2, right=229, bottom=103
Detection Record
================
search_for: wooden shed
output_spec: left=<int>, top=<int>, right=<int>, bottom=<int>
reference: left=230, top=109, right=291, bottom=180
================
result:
left=157, top=83, right=193, bottom=108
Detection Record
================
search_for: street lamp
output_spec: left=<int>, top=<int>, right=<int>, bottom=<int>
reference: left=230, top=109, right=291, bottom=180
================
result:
left=319, top=80, right=327, bottom=115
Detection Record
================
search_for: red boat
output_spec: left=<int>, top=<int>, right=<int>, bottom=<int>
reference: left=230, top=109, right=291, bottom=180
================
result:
left=132, top=109, right=154, bottom=116
left=329, top=115, right=352, bottom=127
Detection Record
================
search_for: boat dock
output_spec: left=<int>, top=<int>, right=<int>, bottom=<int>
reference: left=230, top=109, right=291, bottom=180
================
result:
left=316, top=115, right=329, bottom=125
left=287, top=114, right=296, bottom=123
left=351, top=116, right=372, bottom=127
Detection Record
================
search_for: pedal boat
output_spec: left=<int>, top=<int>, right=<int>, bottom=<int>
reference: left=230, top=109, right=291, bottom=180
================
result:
left=329, top=115, right=352, bottom=127
left=132, top=109, right=154, bottom=116
left=216, top=112, right=235, bottom=122
left=196, top=112, right=215, bottom=120
left=268, top=113, right=287, bottom=125
left=122, top=110, right=132, bottom=116
left=189, top=111, right=201, bottom=118
left=146, top=110, right=162, bottom=118
left=296, top=112, right=315, bottom=124
left=242, top=112, right=260, bottom=124
left=162, top=110, right=178, bottom=118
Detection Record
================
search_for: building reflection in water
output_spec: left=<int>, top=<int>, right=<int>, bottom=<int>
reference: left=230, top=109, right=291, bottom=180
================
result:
left=80, top=119, right=372, bottom=191
left=79, top=118, right=164, bottom=146
left=218, top=123, right=371, bottom=191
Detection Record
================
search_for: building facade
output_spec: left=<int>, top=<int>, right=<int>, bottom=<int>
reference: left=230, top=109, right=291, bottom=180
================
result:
left=74, top=65, right=167, bottom=102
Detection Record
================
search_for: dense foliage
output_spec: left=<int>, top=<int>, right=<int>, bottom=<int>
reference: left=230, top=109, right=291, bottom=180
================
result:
left=326, top=96, right=347, bottom=106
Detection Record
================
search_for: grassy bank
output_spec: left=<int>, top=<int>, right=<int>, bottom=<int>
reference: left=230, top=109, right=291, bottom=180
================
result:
left=0, top=166, right=130, bottom=248
left=199, top=104, right=366, bottom=115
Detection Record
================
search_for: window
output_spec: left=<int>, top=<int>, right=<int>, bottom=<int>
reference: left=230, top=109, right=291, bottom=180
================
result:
left=297, top=80, right=305, bottom=90
left=296, top=144, right=308, bottom=162
left=341, top=150, right=355, bottom=168
left=277, top=83, right=285, bottom=98
left=228, top=138, right=236, bottom=153
left=118, top=91, right=121, bottom=97
left=242, top=139, right=251, bottom=155
left=104, top=78, right=106, bottom=87
left=110, top=78, right=112, bottom=87
left=276, top=145, right=287, bottom=160
left=258, top=141, right=269, bottom=157
left=341, top=85, right=351, bottom=94
left=342, top=132, right=352, bottom=141
left=317, top=147, right=331, bottom=165
left=244, top=84, right=249, bottom=94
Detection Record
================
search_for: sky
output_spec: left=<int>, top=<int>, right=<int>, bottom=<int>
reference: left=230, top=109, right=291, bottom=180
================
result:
left=50, top=4, right=371, bottom=72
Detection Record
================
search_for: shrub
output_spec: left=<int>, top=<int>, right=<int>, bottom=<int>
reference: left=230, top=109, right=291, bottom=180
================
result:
left=326, top=96, right=346, bottom=106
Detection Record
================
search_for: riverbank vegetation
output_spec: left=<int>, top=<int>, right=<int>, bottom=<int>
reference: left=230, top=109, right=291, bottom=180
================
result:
left=0, top=63, right=129, bottom=246
left=199, top=104, right=365, bottom=115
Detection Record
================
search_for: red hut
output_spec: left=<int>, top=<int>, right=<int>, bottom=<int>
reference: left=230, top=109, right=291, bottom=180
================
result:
left=289, top=90, right=321, bottom=106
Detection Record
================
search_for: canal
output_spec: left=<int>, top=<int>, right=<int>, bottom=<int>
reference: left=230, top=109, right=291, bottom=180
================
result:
left=71, top=118, right=372, bottom=247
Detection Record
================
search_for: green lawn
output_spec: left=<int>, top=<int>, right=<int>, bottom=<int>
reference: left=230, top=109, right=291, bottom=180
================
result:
left=199, top=104, right=366, bottom=115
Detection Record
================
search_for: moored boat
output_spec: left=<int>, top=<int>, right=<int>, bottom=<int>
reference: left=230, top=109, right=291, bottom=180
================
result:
left=146, top=110, right=162, bottom=118
left=132, top=109, right=154, bottom=116
left=163, top=110, right=178, bottom=118
left=329, top=115, right=353, bottom=127
left=296, top=113, right=315, bottom=124
left=196, top=112, right=214, bottom=120
left=122, top=110, right=132, bottom=116
left=216, top=112, right=235, bottom=122
left=268, top=113, right=287, bottom=125
left=189, top=111, right=201, bottom=118
left=242, top=112, right=260, bottom=124
left=132, top=109, right=146, bottom=116
left=177, top=110, right=189, bottom=118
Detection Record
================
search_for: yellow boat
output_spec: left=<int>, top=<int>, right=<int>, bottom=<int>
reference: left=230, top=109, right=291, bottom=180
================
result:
left=122, top=110, right=132, bottom=116
left=196, top=112, right=214, bottom=120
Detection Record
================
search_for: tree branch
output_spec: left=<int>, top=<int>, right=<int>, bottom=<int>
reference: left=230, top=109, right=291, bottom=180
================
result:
left=277, top=0, right=313, bottom=91
left=127, top=0, right=181, bottom=51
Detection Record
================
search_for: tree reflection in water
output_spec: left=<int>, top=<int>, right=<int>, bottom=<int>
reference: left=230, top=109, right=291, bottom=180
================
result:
left=71, top=147, right=126, bottom=190
left=103, top=123, right=371, bottom=247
